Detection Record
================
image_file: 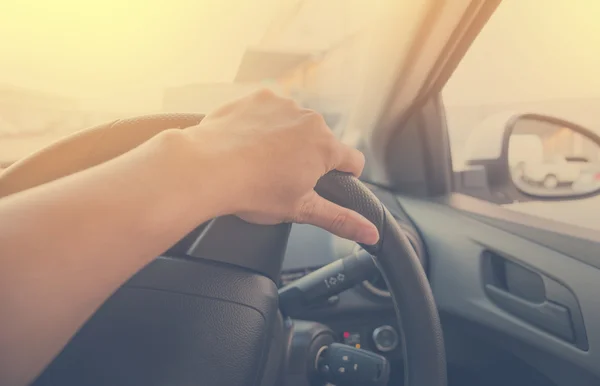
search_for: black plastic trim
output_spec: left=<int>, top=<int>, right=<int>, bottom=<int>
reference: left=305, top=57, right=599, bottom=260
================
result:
left=485, top=284, right=575, bottom=343
left=481, top=251, right=588, bottom=350
left=186, top=215, right=291, bottom=283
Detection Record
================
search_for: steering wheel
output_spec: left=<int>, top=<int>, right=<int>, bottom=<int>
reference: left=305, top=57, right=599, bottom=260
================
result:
left=0, top=114, right=446, bottom=386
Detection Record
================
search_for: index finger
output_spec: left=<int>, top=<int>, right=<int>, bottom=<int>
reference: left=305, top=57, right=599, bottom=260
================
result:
left=333, top=144, right=366, bottom=177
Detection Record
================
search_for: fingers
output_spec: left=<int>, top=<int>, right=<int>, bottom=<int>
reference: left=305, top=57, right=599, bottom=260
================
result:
left=333, top=143, right=365, bottom=177
left=295, top=191, right=379, bottom=245
left=301, top=109, right=365, bottom=177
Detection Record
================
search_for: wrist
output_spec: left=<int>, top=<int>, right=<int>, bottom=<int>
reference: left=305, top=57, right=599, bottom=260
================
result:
left=142, top=129, right=239, bottom=221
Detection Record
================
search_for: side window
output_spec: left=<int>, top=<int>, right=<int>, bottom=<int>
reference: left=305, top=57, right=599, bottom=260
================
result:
left=443, top=0, right=600, bottom=232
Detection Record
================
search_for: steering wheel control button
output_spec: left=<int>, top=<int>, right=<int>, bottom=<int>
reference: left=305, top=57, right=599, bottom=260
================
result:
left=372, top=325, right=398, bottom=352
left=317, top=343, right=390, bottom=386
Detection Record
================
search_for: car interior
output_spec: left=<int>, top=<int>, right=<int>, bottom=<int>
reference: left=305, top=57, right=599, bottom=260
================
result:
left=1, top=1, right=600, bottom=386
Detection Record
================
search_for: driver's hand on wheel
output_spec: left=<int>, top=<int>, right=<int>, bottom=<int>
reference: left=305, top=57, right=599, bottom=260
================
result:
left=183, top=89, right=379, bottom=245
left=0, top=88, right=378, bottom=386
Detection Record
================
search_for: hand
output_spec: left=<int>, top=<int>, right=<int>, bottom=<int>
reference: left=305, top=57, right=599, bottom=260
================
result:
left=185, top=89, right=379, bottom=245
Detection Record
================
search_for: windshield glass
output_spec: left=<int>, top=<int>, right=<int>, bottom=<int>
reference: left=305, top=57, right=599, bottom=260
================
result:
left=0, top=0, right=381, bottom=167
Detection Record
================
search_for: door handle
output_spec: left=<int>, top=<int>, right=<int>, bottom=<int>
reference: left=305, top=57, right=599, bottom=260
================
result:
left=485, top=284, right=574, bottom=342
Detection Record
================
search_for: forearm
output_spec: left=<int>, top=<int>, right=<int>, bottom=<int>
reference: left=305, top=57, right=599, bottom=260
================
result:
left=0, top=130, right=225, bottom=386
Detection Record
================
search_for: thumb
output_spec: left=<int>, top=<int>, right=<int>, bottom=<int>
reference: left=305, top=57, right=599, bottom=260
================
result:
left=295, top=191, right=379, bottom=245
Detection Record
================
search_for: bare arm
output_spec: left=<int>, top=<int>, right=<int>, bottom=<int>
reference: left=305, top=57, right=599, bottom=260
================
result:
left=0, top=131, right=226, bottom=385
left=0, top=90, right=379, bottom=385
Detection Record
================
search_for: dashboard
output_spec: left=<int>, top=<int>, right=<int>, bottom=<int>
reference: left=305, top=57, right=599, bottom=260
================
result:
left=164, top=184, right=600, bottom=385
left=280, top=184, right=426, bottom=361
left=164, top=182, right=427, bottom=364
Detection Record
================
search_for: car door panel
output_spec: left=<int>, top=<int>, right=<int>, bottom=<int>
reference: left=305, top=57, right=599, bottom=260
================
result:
left=443, top=194, right=600, bottom=270
left=397, top=194, right=600, bottom=379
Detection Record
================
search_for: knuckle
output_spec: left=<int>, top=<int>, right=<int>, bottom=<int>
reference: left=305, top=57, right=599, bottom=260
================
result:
left=354, top=148, right=366, bottom=168
left=307, top=137, right=338, bottom=173
left=303, top=109, right=327, bottom=128
left=284, top=97, right=300, bottom=109
left=296, top=198, right=317, bottom=223
left=330, top=212, right=348, bottom=232
left=323, top=140, right=339, bottom=162
left=320, top=134, right=339, bottom=157
left=254, top=87, right=276, bottom=99
left=357, top=149, right=366, bottom=162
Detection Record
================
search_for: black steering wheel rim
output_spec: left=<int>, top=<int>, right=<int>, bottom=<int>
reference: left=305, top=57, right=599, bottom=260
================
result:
left=12, top=113, right=447, bottom=386
left=316, top=171, right=447, bottom=386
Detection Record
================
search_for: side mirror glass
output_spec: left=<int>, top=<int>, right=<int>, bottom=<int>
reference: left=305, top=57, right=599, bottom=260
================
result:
left=508, top=115, right=600, bottom=198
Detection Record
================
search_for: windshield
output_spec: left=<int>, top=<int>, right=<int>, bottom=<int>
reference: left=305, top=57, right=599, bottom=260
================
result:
left=0, top=0, right=381, bottom=167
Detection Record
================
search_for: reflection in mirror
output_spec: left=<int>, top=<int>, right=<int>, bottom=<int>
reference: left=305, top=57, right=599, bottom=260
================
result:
left=508, top=117, right=600, bottom=198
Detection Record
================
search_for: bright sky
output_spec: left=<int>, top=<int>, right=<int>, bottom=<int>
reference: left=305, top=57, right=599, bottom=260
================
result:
left=3, top=0, right=600, bottom=111
left=0, top=0, right=281, bottom=110
left=444, top=0, right=600, bottom=106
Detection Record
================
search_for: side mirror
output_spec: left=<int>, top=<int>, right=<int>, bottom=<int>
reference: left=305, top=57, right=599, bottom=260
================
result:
left=458, top=113, right=600, bottom=203
left=506, top=114, right=600, bottom=199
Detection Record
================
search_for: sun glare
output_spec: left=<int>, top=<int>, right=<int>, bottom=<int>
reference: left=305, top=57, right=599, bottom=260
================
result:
left=0, top=0, right=275, bottom=110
